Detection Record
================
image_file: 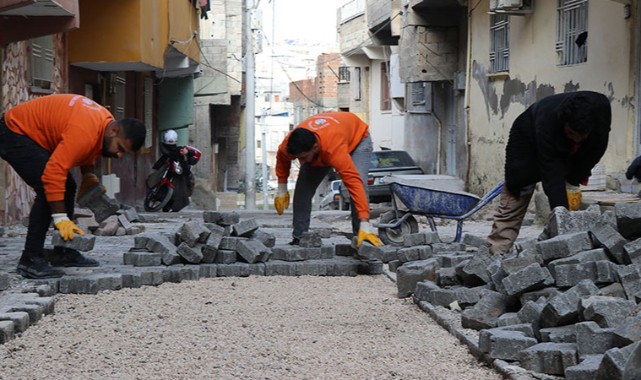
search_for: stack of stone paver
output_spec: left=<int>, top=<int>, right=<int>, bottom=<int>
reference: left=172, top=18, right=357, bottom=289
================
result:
left=395, top=203, right=641, bottom=379
left=75, top=205, right=145, bottom=236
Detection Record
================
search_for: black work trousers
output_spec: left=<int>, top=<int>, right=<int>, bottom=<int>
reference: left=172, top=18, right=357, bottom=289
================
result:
left=0, top=116, right=76, bottom=259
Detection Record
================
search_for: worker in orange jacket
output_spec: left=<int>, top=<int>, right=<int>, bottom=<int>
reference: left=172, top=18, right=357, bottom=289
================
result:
left=0, top=94, right=146, bottom=279
left=274, top=112, right=382, bottom=248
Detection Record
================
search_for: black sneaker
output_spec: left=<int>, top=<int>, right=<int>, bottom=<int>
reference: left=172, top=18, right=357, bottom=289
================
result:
left=288, top=238, right=300, bottom=246
left=17, top=257, right=65, bottom=279
left=47, top=248, right=100, bottom=267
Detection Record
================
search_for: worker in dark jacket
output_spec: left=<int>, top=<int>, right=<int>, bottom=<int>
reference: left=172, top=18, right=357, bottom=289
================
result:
left=487, top=91, right=612, bottom=255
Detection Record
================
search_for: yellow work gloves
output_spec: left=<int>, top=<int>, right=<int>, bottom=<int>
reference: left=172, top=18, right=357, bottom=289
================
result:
left=77, top=173, right=104, bottom=201
left=356, top=221, right=382, bottom=248
left=274, top=183, right=290, bottom=215
left=566, top=182, right=582, bottom=211
left=52, top=213, right=85, bottom=241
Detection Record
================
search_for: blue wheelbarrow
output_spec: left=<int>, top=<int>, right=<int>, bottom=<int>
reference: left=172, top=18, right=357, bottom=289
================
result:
left=373, top=175, right=504, bottom=245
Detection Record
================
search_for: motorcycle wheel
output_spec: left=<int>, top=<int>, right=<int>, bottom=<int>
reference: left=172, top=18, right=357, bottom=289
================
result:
left=144, top=184, right=174, bottom=212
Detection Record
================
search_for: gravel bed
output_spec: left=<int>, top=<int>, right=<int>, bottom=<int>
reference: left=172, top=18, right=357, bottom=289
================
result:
left=0, top=275, right=501, bottom=380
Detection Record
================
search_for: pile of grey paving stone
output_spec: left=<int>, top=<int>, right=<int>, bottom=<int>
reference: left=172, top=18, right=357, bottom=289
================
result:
left=75, top=205, right=145, bottom=236
left=388, top=203, right=641, bottom=379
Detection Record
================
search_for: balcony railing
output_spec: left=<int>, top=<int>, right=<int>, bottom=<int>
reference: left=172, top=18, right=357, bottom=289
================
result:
left=340, top=0, right=365, bottom=23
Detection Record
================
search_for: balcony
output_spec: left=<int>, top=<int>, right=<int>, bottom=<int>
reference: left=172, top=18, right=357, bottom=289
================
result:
left=0, top=0, right=79, bottom=45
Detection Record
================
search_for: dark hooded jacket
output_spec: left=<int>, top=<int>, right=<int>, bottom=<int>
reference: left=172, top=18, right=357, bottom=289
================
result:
left=504, top=91, right=611, bottom=209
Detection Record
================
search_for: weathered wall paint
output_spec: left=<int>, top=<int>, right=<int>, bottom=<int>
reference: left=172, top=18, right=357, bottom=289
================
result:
left=466, top=0, right=634, bottom=195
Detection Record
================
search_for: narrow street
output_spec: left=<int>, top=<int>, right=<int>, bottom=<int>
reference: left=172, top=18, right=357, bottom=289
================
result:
left=0, top=207, right=524, bottom=379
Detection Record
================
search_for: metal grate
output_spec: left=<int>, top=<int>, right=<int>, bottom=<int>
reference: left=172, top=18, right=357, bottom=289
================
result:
left=556, top=0, right=588, bottom=66
left=29, top=36, right=54, bottom=91
left=489, top=14, right=509, bottom=73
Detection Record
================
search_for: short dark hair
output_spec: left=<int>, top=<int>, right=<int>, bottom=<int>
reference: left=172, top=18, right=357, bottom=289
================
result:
left=118, top=118, right=147, bottom=151
left=558, top=93, right=601, bottom=135
left=287, top=128, right=317, bottom=155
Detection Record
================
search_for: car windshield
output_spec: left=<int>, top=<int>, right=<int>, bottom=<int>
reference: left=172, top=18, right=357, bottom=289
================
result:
left=331, top=181, right=341, bottom=191
left=370, top=151, right=417, bottom=169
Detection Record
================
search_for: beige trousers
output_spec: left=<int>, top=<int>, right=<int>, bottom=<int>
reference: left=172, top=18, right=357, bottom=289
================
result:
left=486, top=184, right=535, bottom=255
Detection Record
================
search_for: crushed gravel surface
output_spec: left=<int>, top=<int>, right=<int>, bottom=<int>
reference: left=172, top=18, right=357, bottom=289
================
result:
left=0, top=275, right=501, bottom=380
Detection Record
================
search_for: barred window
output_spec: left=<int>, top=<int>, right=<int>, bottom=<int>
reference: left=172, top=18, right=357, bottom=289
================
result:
left=489, top=14, right=509, bottom=73
left=338, top=66, right=350, bottom=83
left=556, top=0, right=588, bottom=66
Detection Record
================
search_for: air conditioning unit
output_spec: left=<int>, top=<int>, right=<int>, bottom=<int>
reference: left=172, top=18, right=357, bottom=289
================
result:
left=491, top=0, right=533, bottom=15
left=497, top=0, right=522, bottom=9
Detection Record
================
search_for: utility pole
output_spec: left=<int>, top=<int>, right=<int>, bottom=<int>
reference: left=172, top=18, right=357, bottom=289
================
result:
left=244, top=0, right=256, bottom=209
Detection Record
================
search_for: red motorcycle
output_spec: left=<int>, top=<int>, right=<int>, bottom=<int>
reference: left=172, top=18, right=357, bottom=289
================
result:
left=144, top=145, right=201, bottom=212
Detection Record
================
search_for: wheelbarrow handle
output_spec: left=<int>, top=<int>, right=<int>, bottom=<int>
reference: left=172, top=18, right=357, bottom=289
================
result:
left=458, top=181, right=504, bottom=220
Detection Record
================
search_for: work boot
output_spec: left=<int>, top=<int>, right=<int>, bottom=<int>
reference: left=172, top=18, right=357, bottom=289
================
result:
left=46, top=247, right=100, bottom=267
left=288, top=237, right=300, bottom=246
left=17, top=255, right=65, bottom=279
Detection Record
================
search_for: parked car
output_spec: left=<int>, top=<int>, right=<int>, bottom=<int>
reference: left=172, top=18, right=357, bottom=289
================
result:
left=319, top=180, right=347, bottom=210
left=340, top=150, right=424, bottom=205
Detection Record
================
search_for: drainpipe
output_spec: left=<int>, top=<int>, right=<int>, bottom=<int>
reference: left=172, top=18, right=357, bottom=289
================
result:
left=463, top=3, right=475, bottom=189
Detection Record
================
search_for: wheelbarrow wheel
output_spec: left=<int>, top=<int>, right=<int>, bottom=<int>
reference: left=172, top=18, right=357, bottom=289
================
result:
left=378, top=211, right=419, bottom=246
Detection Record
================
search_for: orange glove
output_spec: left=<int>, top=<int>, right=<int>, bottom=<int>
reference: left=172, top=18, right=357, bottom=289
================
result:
left=274, top=183, right=290, bottom=215
left=52, top=213, right=85, bottom=241
left=356, top=221, right=382, bottom=248
left=77, top=173, right=104, bottom=200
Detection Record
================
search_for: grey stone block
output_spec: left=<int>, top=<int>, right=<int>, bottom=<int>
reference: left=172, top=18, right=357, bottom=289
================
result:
left=455, top=253, right=496, bottom=287
left=436, top=267, right=459, bottom=287
left=251, top=229, right=276, bottom=248
left=214, top=250, right=237, bottom=264
left=123, top=251, right=162, bottom=266
left=201, top=244, right=217, bottom=264
left=299, top=231, right=322, bottom=247
left=93, top=215, right=119, bottom=236
left=202, top=211, right=239, bottom=226
left=397, top=247, right=420, bottom=263
left=479, top=328, right=538, bottom=360
left=461, top=233, right=487, bottom=248
left=547, top=248, right=609, bottom=277
left=219, top=236, right=246, bottom=251
left=0, top=272, right=11, bottom=291
left=396, top=258, right=439, bottom=298
left=178, top=221, right=211, bottom=247
left=431, top=242, right=465, bottom=254
left=553, top=260, right=618, bottom=288
left=325, top=257, right=359, bottom=276
left=540, top=279, right=600, bottom=328
left=501, top=254, right=541, bottom=274
left=335, top=243, right=356, bottom=257
left=438, top=252, right=473, bottom=268
left=176, top=242, right=204, bottom=264
left=139, top=268, right=164, bottom=286
left=518, top=342, right=579, bottom=376
left=0, top=312, right=29, bottom=333
left=404, top=231, right=440, bottom=246
left=497, top=313, right=521, bottom=327
left=565, top=354, right=603, bottom=380
left=236, top=239, right=271, bottom=264
left=536, top=231, right=593, bottom=262
left=51, top=233, right=96, bottom=252
left=615, top=202, right=641, bottom=240
left=461, top=290, right=509, bottom=330
left=120, top=271, right=142, bottom=288
left=58, top=273, right=123, bottom=294
left=539, top=325, right=576, bottom=343
left=199, top=264, right=218, bottom=278
left=616, top=265, right=641, bottom=301
left=77, top=184, right=120, bottom=223
left=589, top=222, right=628, bottom=264
left=502, top=263, right=553, bottom=296
left=0, top=320, right=14, bottom=344
left=580, top=296, right=637, bottom=328
left=624, top=237, right=641, bottom=266
left=546, top=205, right=602, bottom=237
left=576, top=321, right=620, bottom=357
left=413, top=280, right=440, bottom=303
left=358, top=242, right=384, bottom=261
left=232, top=218, right=259, bottom=237
left=595, top=343, right=636, bottom=380
left=145, top=234, right=181, bottom=265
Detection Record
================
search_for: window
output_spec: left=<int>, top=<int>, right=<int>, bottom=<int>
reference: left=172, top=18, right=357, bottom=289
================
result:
left=28, top=35, right=54, bottom=93
left=338, top=66, right=350, bottom=83
left=489, top=14, right=509, bottom=73
left=352, top=67, right=361, bottom=101
left=380, top=62, right=391, bottom=111
left=556, top=0, right=588, bottom=66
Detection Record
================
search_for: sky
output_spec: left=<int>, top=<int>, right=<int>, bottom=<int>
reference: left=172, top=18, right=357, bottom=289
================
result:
left=258, top=0, right=346, bottom=46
